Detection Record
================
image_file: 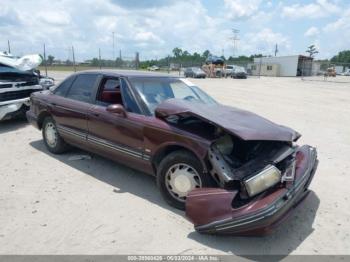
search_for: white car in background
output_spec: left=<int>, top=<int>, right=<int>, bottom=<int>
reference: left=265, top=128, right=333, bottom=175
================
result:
left=341, top=68, right=350, bottom=76
left=148, top=65, right=160, bottom=71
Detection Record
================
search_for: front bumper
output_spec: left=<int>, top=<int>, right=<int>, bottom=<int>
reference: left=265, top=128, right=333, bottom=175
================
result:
left=194, top=74, right=206, bottom=78
left=186, top=145, right=318, bottom=235
left=26, top=109, right=39, bottom=129
left=0, top=98, right=31, bottom=121
left=233, top=73, right=247, bottom=78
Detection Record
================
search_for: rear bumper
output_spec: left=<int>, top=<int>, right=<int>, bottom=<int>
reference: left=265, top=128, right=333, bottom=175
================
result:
left=0, top=98, right=30, bottom=121
left=186, top=145, right=318, bottom=235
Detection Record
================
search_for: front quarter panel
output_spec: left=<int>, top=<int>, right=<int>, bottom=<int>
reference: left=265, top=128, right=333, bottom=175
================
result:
left=143, top=117, right=211, bottom=172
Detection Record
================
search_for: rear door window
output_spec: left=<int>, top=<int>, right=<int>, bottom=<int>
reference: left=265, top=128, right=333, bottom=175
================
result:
left=66, top=74, right=98, bottom=103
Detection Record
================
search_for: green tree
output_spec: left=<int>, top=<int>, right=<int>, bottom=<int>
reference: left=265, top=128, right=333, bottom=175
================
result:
left=91, top=58, right=99, bottom=67
left=202, top=50, right=211, bottom=58
left=306, top=45, right=319, bottom=58
left=47, top=55, right=55, bottom=65
left=172, top=47, right=183, bottom=58
left=330, top=50, right=350, bottom=63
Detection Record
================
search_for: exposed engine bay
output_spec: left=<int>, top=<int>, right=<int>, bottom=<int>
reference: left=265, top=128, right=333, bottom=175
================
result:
left=208, top=130, right=297, bottom=202
left=164, top=113, right=298, bottom=205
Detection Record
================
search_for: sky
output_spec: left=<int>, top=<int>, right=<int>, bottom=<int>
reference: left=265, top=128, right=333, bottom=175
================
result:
left=0, top=0, right=349, bottom=61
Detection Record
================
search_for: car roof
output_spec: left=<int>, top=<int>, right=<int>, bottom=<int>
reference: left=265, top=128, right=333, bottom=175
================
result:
left=71, top=69, right=178, bottom=78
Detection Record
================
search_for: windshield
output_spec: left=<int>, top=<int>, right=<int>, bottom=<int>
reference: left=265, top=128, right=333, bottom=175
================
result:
left=129, top=77, right=217, bottom=114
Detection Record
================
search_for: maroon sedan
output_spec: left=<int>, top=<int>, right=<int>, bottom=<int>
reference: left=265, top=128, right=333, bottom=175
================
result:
left=26, top=70, right=318, bottom=235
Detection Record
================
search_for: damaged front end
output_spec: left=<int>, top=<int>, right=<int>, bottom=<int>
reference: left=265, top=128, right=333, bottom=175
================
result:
left=186, top=141, right=318, bottom=235
left=208, top=134, right=298, bottom=197
left=0, top=53, right=47, bottom=121
left=155, top=99, right=318, bottom=235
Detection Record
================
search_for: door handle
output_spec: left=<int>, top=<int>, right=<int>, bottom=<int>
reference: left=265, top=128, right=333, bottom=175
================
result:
left=91, top=112, right=100, bottom=117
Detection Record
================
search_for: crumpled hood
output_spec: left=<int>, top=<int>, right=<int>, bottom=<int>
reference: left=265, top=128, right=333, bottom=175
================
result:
left=0, top=53, right=42, bottom=71
left=155, top=99, right=300, bottom=142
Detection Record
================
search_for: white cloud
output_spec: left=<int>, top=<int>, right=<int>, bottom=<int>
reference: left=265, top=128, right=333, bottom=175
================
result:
left=36, top=11, right=72, bottom=26
left=321, top=8, right=350, bottom=54
left=304, top=26, right=320, bottom=37
left=0, top=0, right=232, bottom=60
left=242, top=28, right=290, bottom=55
left=134, top=31, right=164, bottom=44
left=324, top=9, right=350, bottom=32
left=282, top=0, right=340, bottom=19
left=224, top=0, right=262, bottom=20
left=0, top=0, right=347, bottom=61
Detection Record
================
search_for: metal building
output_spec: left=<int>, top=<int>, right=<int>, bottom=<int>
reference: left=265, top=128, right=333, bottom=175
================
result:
left=251, top=55, right=314, bottom=77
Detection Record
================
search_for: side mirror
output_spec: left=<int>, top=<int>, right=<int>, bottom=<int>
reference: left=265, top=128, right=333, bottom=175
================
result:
left=106, top=104, right=127, bottom=117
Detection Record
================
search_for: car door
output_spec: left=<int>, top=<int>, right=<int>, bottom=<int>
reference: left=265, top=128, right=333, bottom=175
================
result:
left=87, top=77, right=152, bottom=173
left=50, top=73, right=100, bottom=148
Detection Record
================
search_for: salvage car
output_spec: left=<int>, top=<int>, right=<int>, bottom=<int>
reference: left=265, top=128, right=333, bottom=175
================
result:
left=231, top=66, right=247, bottom=79
left=0, top=52, right=54, bottom=121
left=205, top=55, right=224, bottom=65
left=0, top=64, right=43, bottom=121
left=184, top=67, right=206, bottom=78
left=27, top=70, right=318, bottom=235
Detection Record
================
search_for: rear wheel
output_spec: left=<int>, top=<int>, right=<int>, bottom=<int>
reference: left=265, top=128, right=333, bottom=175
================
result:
left=157, top=150, right=214, bottom=210
left=42, top=117, right=69, bottom=154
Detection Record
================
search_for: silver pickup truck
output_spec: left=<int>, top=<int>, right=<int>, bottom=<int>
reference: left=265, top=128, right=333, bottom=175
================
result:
left=0, top=65, right=44, bottom=121
left=0, top=52, right=54, bottom=121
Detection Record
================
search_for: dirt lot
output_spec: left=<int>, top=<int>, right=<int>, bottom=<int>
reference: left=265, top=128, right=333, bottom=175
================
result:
left=0, top=72, right=349, bottom=255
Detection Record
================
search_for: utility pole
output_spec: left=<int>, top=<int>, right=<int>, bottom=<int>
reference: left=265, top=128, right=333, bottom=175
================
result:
left=135, top=52, right=139, bottom=70
left=72, top=46, right=76, bottom=72
left=7, top=40, right=11, bottom=54
left=230, top=28, right=240, bottom=58
left=274, top=43, right=278, bottom=57
left=43, top=43, right=48, bottom=77
left=112, top=31, right=115, bottom=66
left=99, top=48, right=101, bottom=69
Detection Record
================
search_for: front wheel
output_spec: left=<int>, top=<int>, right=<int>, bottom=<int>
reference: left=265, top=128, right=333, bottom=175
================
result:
left=42, top=116, right=69, bottom=154
left=157, top=150, right=214, bottom=210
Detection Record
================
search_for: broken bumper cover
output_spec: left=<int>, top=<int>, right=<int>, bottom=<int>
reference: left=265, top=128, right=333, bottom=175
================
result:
left=0, top=97, right=31, bottom=121
left=186, top=145, right=318, bottom=235
left=26, top=109, right=39, bottom=129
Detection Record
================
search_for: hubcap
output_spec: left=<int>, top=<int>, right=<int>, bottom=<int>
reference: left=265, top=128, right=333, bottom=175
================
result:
left=165, top=163, right=202, bottom=202
left=45, top=122, right=58, bottom=147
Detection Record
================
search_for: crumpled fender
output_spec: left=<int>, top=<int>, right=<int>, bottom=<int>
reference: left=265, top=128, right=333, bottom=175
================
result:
left=185, top=188, right=237, bottom=226
left=185, top=145, right=318, bottom=235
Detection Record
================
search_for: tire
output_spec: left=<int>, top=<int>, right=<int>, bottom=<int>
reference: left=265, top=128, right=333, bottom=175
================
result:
left=157, top=150, right=214, bottom=210
left=42, top=116, right=69, bottom=154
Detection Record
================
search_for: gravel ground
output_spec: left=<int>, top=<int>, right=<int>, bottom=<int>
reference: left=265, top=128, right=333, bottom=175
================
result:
left=0, top=71, right=349, bottom=256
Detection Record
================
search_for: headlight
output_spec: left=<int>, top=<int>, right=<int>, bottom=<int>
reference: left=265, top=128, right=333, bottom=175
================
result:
left=244, top=165, right=281, bottom=197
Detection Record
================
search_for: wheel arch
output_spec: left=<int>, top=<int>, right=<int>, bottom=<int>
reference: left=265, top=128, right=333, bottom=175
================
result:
left=151, top=143, right=208, bottom=175
left=37, top=111, right=52, bottom=130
